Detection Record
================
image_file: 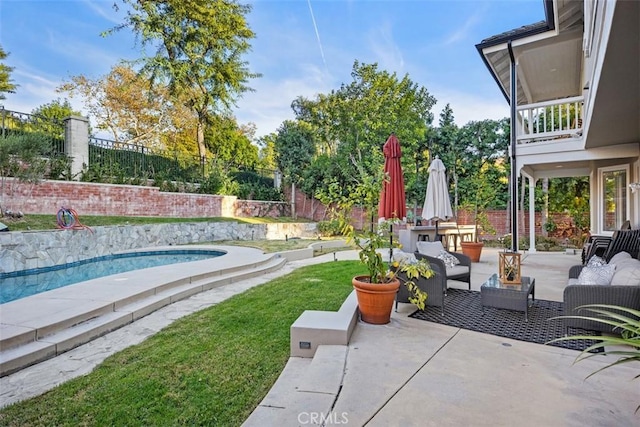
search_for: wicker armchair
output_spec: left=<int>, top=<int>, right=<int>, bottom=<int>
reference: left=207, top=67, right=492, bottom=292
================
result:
left=395, top=264, right=447, bottom=315
left=414, top=251, right=472, bottom=290
left=563, top=265, right=640, bottom=333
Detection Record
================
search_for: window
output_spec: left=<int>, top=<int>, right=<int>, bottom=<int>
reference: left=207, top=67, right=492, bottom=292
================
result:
left=599, top=166, right=628, bottom=232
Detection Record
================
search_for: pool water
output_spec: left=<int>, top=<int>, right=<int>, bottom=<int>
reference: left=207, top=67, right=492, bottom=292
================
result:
left=0, top=250, right=224, bottom=304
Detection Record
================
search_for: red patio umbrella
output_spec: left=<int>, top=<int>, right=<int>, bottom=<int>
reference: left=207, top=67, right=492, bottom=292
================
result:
left=378, top=133, right=407, bottom=221
left=378, top=134, right=406, bottom=261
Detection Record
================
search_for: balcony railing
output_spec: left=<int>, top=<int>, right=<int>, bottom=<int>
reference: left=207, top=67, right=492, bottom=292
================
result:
left=516, top=96, right=584, bottom=144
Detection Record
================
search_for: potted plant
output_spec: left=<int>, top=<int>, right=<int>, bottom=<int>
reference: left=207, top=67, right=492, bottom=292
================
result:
left=460, top=171, right=497, bottom=262
left=345, top=219, right=433, bottom=324
left=317, top=161, right=433, bottom=324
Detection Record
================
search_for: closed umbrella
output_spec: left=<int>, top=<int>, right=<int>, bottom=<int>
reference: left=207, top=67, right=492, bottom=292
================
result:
left=422, top=157, right=453, bottom=240
left=378, top=134, right=406, bottom=261
left=378, top=134, right=406, bottom=221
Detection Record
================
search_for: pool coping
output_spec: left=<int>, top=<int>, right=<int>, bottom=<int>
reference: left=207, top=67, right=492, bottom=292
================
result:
left=0, top=245, right=286, bottom=377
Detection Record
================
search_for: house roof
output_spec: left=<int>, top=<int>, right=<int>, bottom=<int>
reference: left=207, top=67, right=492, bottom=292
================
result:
left=475, top=0, right=584, bottom=106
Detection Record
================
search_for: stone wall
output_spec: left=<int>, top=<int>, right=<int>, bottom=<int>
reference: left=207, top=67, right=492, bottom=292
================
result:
left=0, top=222, right=317, bottom=273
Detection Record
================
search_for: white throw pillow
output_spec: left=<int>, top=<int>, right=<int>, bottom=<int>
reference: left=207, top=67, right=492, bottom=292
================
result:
left=577, top=265, right=616, bottom=285
left=609, top=251, right=632, bottom=266
left=436, top=250, right=460, bottom=269
left=586, top=255, right=606, bottom=267
left=392, top=249, right=418, bottom=265
left=416, top=241, right=445, bottom=257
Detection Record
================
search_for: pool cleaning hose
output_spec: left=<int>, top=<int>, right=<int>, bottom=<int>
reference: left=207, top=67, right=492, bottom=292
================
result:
left=56, top=207, right=93, bottom=233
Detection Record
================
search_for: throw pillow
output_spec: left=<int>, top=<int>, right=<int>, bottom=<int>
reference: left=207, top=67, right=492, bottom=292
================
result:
left=436, top=250, right=460, bottom=269
left=416, top=241, right=445, bottom=257
left=610, top=264, right=640, bottom=286
left=586, top=255, right=606, bottom=267
left=392, top=249, right=418, bottom=265
left=577, top=264, right=616, bottom=285
left=609, top=251, right=632, bottom=266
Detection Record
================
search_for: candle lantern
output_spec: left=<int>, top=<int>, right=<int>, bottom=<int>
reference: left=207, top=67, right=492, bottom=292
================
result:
left=499, top=252, right=521, bottom=284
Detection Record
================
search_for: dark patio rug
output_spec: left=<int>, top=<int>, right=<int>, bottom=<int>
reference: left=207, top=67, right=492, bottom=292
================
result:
left=409, top=288, right=603, bottom=353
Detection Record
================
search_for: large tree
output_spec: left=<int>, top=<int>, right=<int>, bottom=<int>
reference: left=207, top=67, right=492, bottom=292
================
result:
left=291, top=61, right=437, bottom=201
left=107, top=0, right=260, bottom=158
left=0, top=45, right=17, bottom=100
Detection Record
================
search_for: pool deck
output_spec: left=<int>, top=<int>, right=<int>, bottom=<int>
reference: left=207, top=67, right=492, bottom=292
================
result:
left=1, top=247, right=639, bottom=425
left=0, top=245, right=285, bottom=377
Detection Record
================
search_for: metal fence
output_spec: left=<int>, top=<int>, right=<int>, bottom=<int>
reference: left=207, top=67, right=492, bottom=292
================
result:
left=0, top=106, right=66, bottom=155
left=2, top=107, right=277, bottom=186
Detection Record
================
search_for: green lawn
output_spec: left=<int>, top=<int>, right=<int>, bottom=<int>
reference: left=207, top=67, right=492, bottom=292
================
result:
left=1, top=214, right=310, bottom=232
left=0, top=261, right=361, bottom=426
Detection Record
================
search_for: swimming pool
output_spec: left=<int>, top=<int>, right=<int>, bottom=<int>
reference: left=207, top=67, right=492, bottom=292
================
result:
left=0, top=249, right=224, bottom=304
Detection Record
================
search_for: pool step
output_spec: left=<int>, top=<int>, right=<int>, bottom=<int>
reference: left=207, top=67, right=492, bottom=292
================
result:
left=0, top=252, right=286, bottom=377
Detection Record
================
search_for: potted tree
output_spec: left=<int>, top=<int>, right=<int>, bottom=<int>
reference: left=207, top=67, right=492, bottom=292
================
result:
left=318, top=162, right=433, bottom=324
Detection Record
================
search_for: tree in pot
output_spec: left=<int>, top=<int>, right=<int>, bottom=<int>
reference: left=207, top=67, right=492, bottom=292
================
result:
left=318, top=160, right=433, bottom=324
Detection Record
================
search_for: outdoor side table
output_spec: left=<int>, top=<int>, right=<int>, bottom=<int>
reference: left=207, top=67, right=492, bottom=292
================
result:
left=480, top=274, right=536, bottom=321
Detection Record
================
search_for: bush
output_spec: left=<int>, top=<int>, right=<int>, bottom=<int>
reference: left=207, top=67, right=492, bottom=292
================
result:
left=317, top=219, right=342, bottom=237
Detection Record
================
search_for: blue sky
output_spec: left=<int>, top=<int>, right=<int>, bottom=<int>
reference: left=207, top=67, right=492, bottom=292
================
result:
left=0, top=0, right=545, bottom=139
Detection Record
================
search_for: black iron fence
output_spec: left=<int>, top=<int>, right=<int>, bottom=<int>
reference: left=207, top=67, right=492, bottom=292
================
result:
left=1, top=107, right=279, bottom=192
left=0, top=107, right=65, bottom=156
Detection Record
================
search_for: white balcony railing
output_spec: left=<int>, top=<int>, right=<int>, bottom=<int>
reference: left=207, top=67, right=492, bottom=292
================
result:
left=516, top=96, right=584, bottom=144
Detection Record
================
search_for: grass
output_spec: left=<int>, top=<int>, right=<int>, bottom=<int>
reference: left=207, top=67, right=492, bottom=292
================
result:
left=0, top=260, right=361, bottom=426
left=212, top=238, right=349, bottom=254
left=1, top=214, right=311, bottom=232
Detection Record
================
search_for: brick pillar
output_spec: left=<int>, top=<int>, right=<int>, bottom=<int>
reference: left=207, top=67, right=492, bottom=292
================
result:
left=64, top=116, right=89, bottom=180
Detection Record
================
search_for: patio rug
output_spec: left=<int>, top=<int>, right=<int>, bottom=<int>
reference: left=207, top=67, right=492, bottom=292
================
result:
left=409, top=289, right=603, bottom=353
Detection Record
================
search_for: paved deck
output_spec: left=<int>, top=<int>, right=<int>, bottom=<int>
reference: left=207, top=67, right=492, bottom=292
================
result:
left=2, top=246, right=639, bottom=425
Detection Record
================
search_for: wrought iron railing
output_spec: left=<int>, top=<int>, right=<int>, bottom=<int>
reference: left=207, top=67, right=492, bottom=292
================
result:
left=0, top=106, right=65, bottom=155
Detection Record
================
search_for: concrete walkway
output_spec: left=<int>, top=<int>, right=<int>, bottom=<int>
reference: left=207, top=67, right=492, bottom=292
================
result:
left=2, top=247, right=639, bottom=426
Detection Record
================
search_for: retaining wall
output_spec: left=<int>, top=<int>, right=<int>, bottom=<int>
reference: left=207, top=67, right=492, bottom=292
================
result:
left=0, top=222, right=318, bottom=273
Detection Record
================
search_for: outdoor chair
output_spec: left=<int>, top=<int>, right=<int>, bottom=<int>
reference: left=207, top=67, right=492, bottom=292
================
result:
left=395, top=267, right=446, bottom=315
left=601, top=228, right=640, bottom=262
left=414, top=241, right=472, bottom=290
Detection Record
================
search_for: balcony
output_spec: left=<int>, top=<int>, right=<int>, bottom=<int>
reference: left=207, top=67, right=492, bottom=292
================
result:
left=516, top=96, right=584, bottom=144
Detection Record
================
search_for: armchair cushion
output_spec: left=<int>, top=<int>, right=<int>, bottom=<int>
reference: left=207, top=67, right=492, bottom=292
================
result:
left=416, top=241, right=445, bottom=257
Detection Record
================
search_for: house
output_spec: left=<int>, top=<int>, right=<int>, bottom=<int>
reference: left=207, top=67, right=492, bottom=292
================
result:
left=476, top=0, right=639, bottom=251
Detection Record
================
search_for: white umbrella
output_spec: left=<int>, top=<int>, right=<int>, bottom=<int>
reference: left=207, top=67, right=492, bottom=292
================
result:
left=422, top=157, right=453, bottom=240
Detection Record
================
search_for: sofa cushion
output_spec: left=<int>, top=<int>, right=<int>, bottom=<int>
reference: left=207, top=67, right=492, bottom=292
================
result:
left=416, top=241, right=445, bottom=257
left=436, top=250, right=460, bottom=268
left=609, top=251, right=632, bottom=266
left=610, top=258, right=640, bottom=286
left=577, top=264, right=616, bottom=285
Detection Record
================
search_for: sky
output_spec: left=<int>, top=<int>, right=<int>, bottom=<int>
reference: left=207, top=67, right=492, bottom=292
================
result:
left=0, top=0, right=546, bottom=140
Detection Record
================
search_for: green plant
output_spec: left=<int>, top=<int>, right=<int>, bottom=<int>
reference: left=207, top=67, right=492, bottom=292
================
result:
left=317, top=219, right=342, bottom=237
left=548, top=304, right=640, bottom=412
left=317, top=157, right=433, bottom=310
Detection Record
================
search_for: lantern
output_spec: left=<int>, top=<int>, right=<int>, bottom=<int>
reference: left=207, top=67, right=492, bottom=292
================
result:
left=499, top=252, right=521, bottom=284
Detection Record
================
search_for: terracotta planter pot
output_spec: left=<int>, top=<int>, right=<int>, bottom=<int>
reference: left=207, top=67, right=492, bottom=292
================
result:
left=461, top=241, right=484, bottom=262
left=352, top=276, right=401, bottom=324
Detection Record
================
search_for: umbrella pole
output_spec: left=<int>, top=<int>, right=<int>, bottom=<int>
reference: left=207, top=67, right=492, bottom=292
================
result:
left=389, top=223, right=393, bottom=264
left=435, top=220, right=440, bottom=243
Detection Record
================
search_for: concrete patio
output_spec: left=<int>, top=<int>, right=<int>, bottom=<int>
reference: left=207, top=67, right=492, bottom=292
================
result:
left=1, top=246, right=638, bottom=425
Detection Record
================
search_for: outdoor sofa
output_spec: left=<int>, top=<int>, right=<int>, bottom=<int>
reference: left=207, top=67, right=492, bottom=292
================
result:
left=564, top=251, right=640, bottom=333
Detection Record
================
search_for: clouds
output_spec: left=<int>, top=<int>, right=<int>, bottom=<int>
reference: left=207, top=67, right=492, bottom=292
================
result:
left=2, top=0, right=543, bottom=139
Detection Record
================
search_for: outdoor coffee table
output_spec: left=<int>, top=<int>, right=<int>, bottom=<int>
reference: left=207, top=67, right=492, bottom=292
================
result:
left=480, top=274, right=536, bottom=321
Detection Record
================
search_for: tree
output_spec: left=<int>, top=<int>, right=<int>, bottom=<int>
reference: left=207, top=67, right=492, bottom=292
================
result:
left=107, top=0, right=260, bottom=159
left=291, top=61, right=437, bottom=201
left=59, top=64, right=197, bottom=152
left=274, top=120, right=315, bottom=186
left=206, top=114, right=258, bottom=169
left=0, top=45, right=17, bottom=100
left=30, top=99, right=82, bottom=139
left=432, top=103, right=462, bottom=214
